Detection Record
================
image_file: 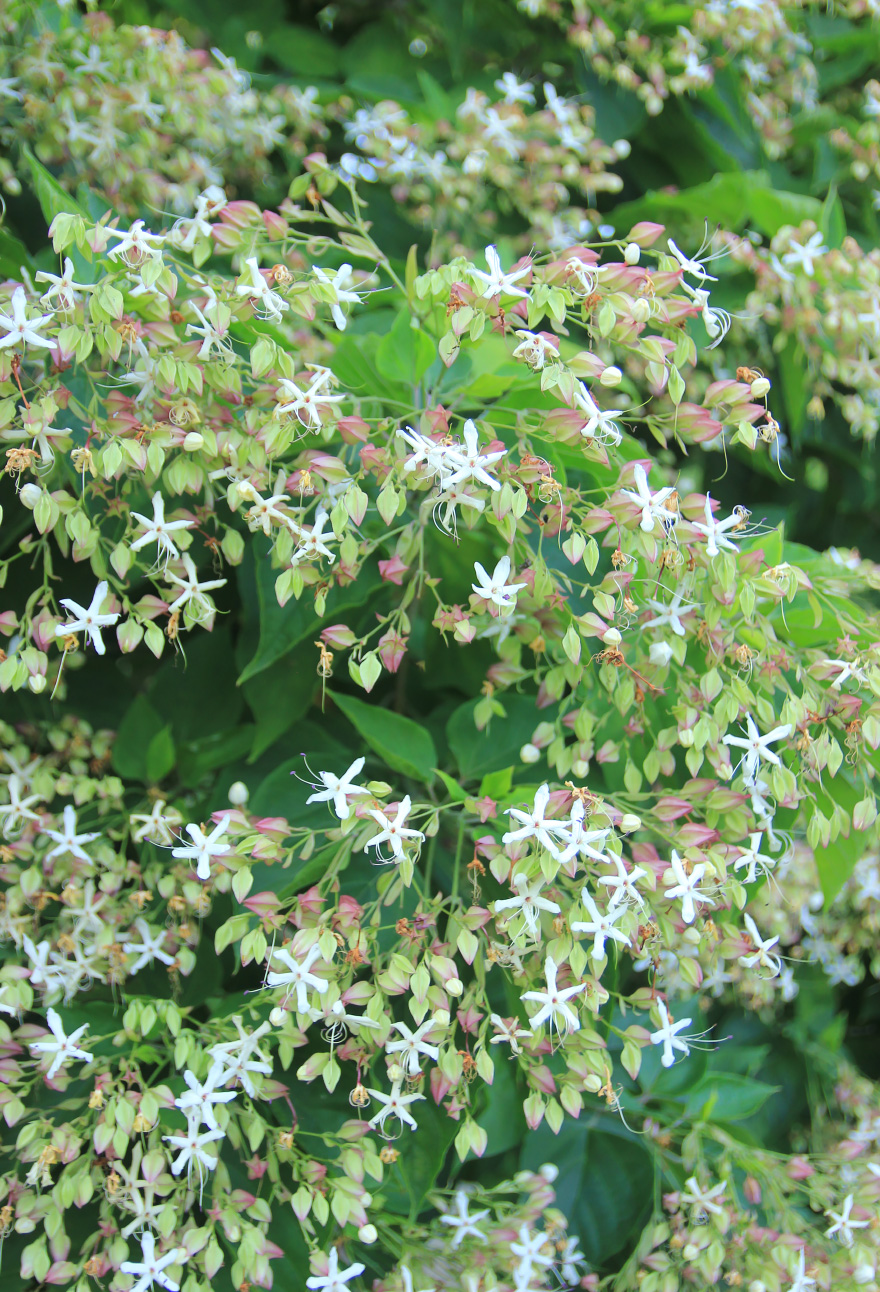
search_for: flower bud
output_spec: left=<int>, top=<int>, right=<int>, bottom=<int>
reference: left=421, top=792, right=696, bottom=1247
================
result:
left=620, top=813, right=641, bottom=833
left=604, top=627, right=622, bottom=647
left=183, top=432, right=205, bottom=451
left=572, top=759, right=590, bottom=778
left=539, top=1162, right=559, bottom=1182
left=520, top=743, right=541, bottom=764
left=358, top=1224, right=378, bottom=1244
left=388, top=1062, right=404, bottom=1083
left=269, top=1007, right=286, bottom=1027
left=445, top=977, right=463, bottom=996
left=649, top=641, right=674, bottom=666
left=750, top=377, right=771, bottom=398
left=854, top=1266, right=876, bottom=1285
left=599, top=365, right=623, bottom=387
left=631, top=298, right=651, bottom=323
left=28, top=674, right=46, bottom=694
left=623, top=242, right=640, bottom=264
left=614, top=139, right=632, bottom=159
left=228, top=781, right=249, bottom=806
left=748, top=1283, right=767, bottom=1292
left=19, top=484, right=42, bottom=509
left=682, top=1244, right=699, bottom=1261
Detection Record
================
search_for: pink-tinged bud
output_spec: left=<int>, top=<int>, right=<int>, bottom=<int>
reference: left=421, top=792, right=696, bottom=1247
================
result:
left=378, top=628, right=407, bottom=673
left=523, top=1092, right=546, bottom=1130
left=582, top=506, right=615, bottom=533
left=430, top=1067, right=453, bottom=1104
left=453, top=619, right=476, bottom=644
left=262, top=210, right=288, bottom=240
left=297, top=885, right=326, bottom=917
left=471, top=795, right=496, bottom=823
left=93, top=1122, right=114, bottom=1155
left=254, top=816, right=289, bottom=839
left=141, top=1148, right=166, bottom=1181
left=116, top=619, right=144, bottom=654
left=302, top=1159, right=328, bottom=1184
left=359, top=442, right=388, bottom=472
left=627, top=221, right=665, bottom=247
left=337, top=415, right=370, bottom=444
left=220, top=200, right=263, bottom=229
left=243, top=891, right=283, bottom=921
left=378, top=556, right=408, bottom=585
left=291, top=1188, right=313, bottom=1222
left=321, top=623, right=357, bottom=648
left=424, top=405, right=450, bottom=434
left=654, top=797, right=693, bottom=821
left=45, top=1262, right=78, bottom=1285
left=0, top=610, right=18, bottom=635
left=134, top=594, right=170, bottom=621
left=743, top=1176, right=762, bottom=1205
left=677, top=823, right=719, bottom=847
left=211, top=224, right=243, bottom=251
left=260, top=1078, right=292, bottom=1102
left=531, top=1065, right=558, bottom=1096
left=247, top=1156, right=269, bottom=1180
left=250, top=837, right=280, bottom=862
left=337, top=894, right=365, bottom=926
left=30, top=609, right=58, bottom=652
left=304, top=152, right=329, bottom=171
left=596, top=740, right=620, bottom=764
left=786, top=1157, right=814, bottom=1180
left=85, top=224, right=113, bottom=255
left=456, top=1004, right=483, bottom=1033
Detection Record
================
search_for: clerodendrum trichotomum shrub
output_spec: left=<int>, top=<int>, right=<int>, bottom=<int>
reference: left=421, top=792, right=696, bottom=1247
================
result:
left=2, top=4, right=880, bottom=1292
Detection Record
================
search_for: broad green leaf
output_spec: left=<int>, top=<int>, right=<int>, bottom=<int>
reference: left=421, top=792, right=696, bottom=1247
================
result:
left=447, top=693, right=546, bottom=780
left=112, top=695, right=170, bottom=783
left=811, top=779, right=864, bottom=903
left=683, top=1072, right=779, bottom=1122
left=380, top=1097, right=459, bottom=1218
left=376, top=309, right=436, bottom=386
left=22, top=145, right=90, bottom=225
left=145, top=727, right=176, bottom=784
left=242, top=641, right=317, bottom=761
left=330, top=690, right=437, bottom=783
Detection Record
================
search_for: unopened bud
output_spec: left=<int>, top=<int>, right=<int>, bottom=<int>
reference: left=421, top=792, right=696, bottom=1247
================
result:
left=623, top=242, right=640, bottom=264
left=520, top=743, right=541, bottom=764
left=604, top=627, right=622, bottom=647
left=682, top=1244, right=699, bottom=1261
left=572, top=759, right=590, bottom=778
left=631, top=298, right=651, bottom=323
left=599, top=365, right=623, bottom=387
left=538, top=1162, right=559, bottom=1181
left=19, top=484, right=42, bottom=509
left=750, top=377, right=771, bottom=398
left=269, top=1007, right=286, bottom=1027
left=853, top=1266, right=876, bottom=1285
left=620, top=813, right=641, bottom=833
left=28, top=674, right=47, bottom=694
left=358, top=1224, right=378, bottom=1244
left=445, top=977, right=463, bottom=997
left=228, top=781, right=249, bottom=806
left=614, top=139, right=631, bottom=159
left=183, top=432, right=205, bottom=451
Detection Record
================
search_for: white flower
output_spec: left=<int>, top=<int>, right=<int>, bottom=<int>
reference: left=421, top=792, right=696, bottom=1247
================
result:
left=55, top=581, right=120, bottom=655
left=35, top=258, right=94, bottom=312
left=825, top=1194, right=869, bottom=1247
left=207, top=1018, right=272, bottom=1096
left=667, top=236, right=719, bottom=282
left=164, top=1125, right=225, bottom=1183
left=438, top=1189, right=490, bottom=1247
left=597, top=855, right=647, bottom=908
left=488, top=1013, right=532, bottom=1055
left=643, top=587, right=695, bottom=638
left=266, top=942, right=329, bottom=1014
left=366, top=1079, right=425, bottom=1134
left=385, top=1016, right=442, bottom=1076
left=781, top=230, right=827, bottom=277
left=306, top=757, right=371, bottom=819
left=0, top=286, right=56, bottom=351
left=573, top=382, right=622, bottom=445
left=130, top=493, right=194, bottom=563
left=738, top=914, right=782, bottom=978
left=312, top=263, right=362, bottom=331
left=785, top=1249, right=815, bottom=1292
left=292, top=508, right=337, bottom=565
left=732, top=831, right=775, bottom=884
left=171, top=816, right=231, bottom=881
left=185, top=301, right=234, bottom=360
left=165, top=555, right=227, bottom=623
left=521, top=955, right=586, bottom=1041
left=650, top=1000, right=692, bottom=1067
left=470, top=244, right=530, bottom=298
left=472, top=555, right=528, bottom=610
left=174, top=1063, right=238, bottom=1131
left=495, top=72, right=535, bottom=104
left=43, top=803, right=100, bottom=864
left=123, top=918, right=176, bottom=974
left=120, top=1232, right=186, bottom=1292
left=722, top=713, right=791, bottom=787
left=691, top=493, right=746, bottom=558
left=445, top=420, right=505, bottom=491
left=235, top=256, right=289, bottom=322
left=494, top=873, right=560, bottom=937
left=621, top=464, right=678, bottom=533
left=306, top=1248, right=365, bottom=1292
left=364, top=796, right=425, bottom=863
left=0, top=774, right=43, bottom=836
left=503, top=784, right=565, bottom=858
left=106, top=219, right=166, bottom=268
left=571, top=890, right=630, bottom=960
left=275, top=369, right=345, bottom=428
left=663, top=850, right=715, bottom=925
left=130, top=799, right=183, bottom=845
left=512, top=329, right=559, bottom=369
left=237, top=473, right=304, bottom=536
left=30, top=1007, right=93, bottom=1080
left=681, top=1177, right=727, bottom=1217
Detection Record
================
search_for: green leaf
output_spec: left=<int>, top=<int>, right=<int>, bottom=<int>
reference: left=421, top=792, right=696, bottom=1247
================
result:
left=112, top=695, right=171, bottom=783
left=447, top=694, right=545, bottom=781
left=145, top=728, right=176, bottom=784
left=435, top=769, right=467, bottom=803
left=683, top=1073, right=779, bottom=1122
left=811, top=779, right=863, bottom=903
left=521, top=1124, right=654, bottom=1267
left=242, top=641, right=317, bottom=761
left=380, top=1097, right=459, bottom=1218
left=376, top=309, right=436, bottom=386
left=22, top=146, right=90, bottom=225
left=330, top=691, right=437, bottom=783
left=820, top=185, right=846, bottom=249
left=267, top=24, right=341, bottom=76
left=176, top=727, right=257, bottom=789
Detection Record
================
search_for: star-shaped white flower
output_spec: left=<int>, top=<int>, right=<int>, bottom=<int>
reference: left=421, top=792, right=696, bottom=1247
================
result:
left=444, top=420, right=505, bottom=492
left=163, top=1125, right=225, bottom=1184
left=691, top=493, right=746, bottom=558
left=123, top=918, right=175, bottom=974
left=573, top=382, right=622, bottom=445
left=165, top=555, right=227, bottom=623
left=366, top=1079, right=425, bottom=1135
left=364, top=796, right=425, bottom=863
left=571, top=890, right=631, bottom=960
left=305, top=757, right=371, bottom=820
left=494, top=873, right=561, bottom=938
left=785, top=1250, right=815, bottom=1292
left=175, top=1063, right=238, bottom=1131
left=503, top=784, right=566, bottom=858
left=292, top=508, right=337, bottom=565
left=237, top=473, right=304, bottom=536
left=643, top=587, right=695, bottom=638
left=470, top=244, right=530, bottom=299
left=43, top=804, right=100, bottom=864
left=305, top=1248, right=365, bottom=1292
left=120, top=1232, right=186, bottom=1292
left=385, top=1016, right=442, bottom=1077
left=107, top=219, right=166, bottom=268
left=438, top=1189, right=490, bottom=1247
left=681, top=1176, right=727, bottom=1217
left=130, top=493, right=194, bottom=563
left=35, top=258, right=95, bottom=312
left=185, top=301, right=234, bottom=360
left=722, top=714, right=791, bottom=788
left=0, top=773, right=42, bottom=836
left=781, top=230, right=827, bottom=277
left=171, top=816, right=231, bottom=881
left=521, top=955, right=587, bottom=1041
left=312, top=263, right=362, bottom=331
left=621, top=464, right=678, bottom=533
left=663, top=850, right=715, bottom=925
left=824, top=1193, right=868, bottom=1247
left=266, top=942, right=329, bottom=1014
left=30, top=1007, right=93, bottom=1080
left=130, top=799, right=183, bottom=845
left=471, top=555, right=527, bottom=611
left=598, top=855, right=647, bottom=908
left=207, top=1018, right=272, bottom=1097
left=0, top=286, right=56, bottom=350
left=55, top=581, right=120, bottom=655
left=650, top=1000, right=692, bottom=1068
left=235, top=256, right=289, bottom=322
left=737, top=914, right=782, bottom=978
left=732, top=831, right=776, bottom=884
left=275, top=369, right=344, bottom=429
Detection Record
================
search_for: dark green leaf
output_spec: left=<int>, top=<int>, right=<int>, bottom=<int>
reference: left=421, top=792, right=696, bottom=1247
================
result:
left=683, top=1073, right=779, bottom=1122
left=447, top=694, right=544, bottom=780
left=22, top=145, right=90, bottom=225
left=330, top=690, right=437, bottom=783
left=112, top=695, right=168, bottom=783
left=376, top=309, right=436, bottom=386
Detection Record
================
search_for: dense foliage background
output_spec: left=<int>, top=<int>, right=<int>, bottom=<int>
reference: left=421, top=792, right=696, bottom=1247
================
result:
left=1, top=2, right=880, bottom=1291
